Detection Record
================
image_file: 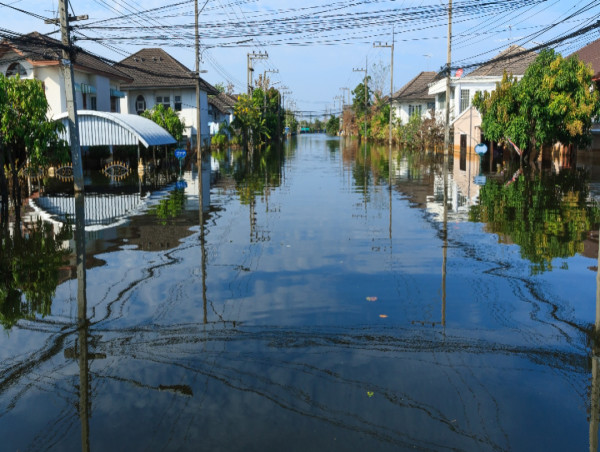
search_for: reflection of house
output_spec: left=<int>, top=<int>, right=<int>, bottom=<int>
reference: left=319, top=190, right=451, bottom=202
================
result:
left=208, top=92, right=236, bottom=136
left=390, top=71, right=437, bottom=124
left=116, top=48, right=218, bottom=147
left=0, top=32, right=132, bottom=118
left=428, top=45, right=537, bottom=132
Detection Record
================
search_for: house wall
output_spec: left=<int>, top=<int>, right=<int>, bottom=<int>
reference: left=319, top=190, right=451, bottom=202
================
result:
left=429, top=76, right=511, bottom=124
left=391, top=100, right=434, bottom=125
left=123, top=87, right=210, bottom=145
left=453, top=106, right=482, bottom=153
left=93, top=75, right=111, bottom=112
left=34, top=66, right=64, bottom=119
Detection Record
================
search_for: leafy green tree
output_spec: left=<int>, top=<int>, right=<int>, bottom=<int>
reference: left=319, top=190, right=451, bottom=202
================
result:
left=325, top=115, right=340, bottom=135
left=141, top=103, right=185, bottom=142
left=473, top=49, right=600, bottom=165
left=214, top=82, right=226, bottom=93
left=0, top=75, right=68, bottom=224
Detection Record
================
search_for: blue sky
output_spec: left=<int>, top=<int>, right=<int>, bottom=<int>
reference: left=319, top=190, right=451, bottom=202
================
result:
left=3, top=0, right=600, bottom=119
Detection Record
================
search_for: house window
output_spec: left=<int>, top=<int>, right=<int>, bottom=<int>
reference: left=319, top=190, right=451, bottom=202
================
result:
left=156, top=95, right=170, bottom=108
left=438, top=93, right=446, bottom=111
left=110, top=97, right=119, bottom=112
left=427, top=101, right=435, bottom=112
left=90, top=96, right=97, bottom=111
left=82, top=93, right=87, bottom=109
left=460, top=89, right=470, bottom=113
left=408, top=105, right=422, bottom=117
left=6, top=62, right=27, bottom=77
left=136, top=95, right=146, bottom=114
left=174, top=95, right=182, bottom=111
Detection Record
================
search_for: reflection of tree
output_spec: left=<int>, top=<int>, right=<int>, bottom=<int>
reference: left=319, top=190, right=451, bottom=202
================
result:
left=0, top=221, right=70, bottom=329
left=229, top=145, right=283, bottom=205
left=469, top=169, right=600, bottom=273
left=149, top=189, right=186, bottom=225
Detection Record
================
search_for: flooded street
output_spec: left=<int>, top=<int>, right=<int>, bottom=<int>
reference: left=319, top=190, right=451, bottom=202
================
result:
left=2, top=133, right=600, bottom=451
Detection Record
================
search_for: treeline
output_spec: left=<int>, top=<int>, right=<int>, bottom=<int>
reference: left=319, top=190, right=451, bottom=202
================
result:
left=211, top=85, right=297, bottom=152
left=334, top=78, right=444, bottom=150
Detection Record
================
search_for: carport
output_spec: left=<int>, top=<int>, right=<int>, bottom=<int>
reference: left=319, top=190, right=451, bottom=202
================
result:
left=55, top=110, right=177, bottom=166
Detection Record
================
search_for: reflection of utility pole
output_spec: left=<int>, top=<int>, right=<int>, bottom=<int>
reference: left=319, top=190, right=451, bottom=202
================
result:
left=51, top=0, right=87, bottom=192
left=444, top=0, right=453, bottom=156
left=247, top=51, right=268, bottom=95
left=590, top=228, right=600, bottom=451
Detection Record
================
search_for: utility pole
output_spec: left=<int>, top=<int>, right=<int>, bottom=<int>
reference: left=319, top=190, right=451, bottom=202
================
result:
left=374, top=26, right=395, bottom=187
left=353, top=59, right=368, bottom=142
left=50, top=0, right=87, bottom=193
left=262, top=68, right=279, bottom=116
left=444, top=0, right=453, bottom=156
left=247, top=51, right=268, bottom=95
left=194, top=0, right=204, bottom=221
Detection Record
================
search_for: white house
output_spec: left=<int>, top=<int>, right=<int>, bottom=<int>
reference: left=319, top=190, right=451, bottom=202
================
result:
left=208, top=92, right=236, bottom=136
left=428, top=45, right=537, bottom=126
left=390, top=71, right=437, bottom=124
left=115, top=48, right=218, bottom=147
left=0, top=32, right=132, bottom=119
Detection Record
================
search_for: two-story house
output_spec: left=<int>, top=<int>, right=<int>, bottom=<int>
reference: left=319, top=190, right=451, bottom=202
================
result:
left=115, top=48, right=218, bottom=148
left=0, top=32, right=132, bottom=118
left=428, top=45, right=537, bottom=126
left=428, top=45, right=537, bottom=154
left=390, top=71, right=438, bottom=125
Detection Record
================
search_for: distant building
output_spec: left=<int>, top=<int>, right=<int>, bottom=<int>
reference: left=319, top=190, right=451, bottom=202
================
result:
left=208, top=92, right=237, bottom=136
left=390, top=71, right=437, bottom=124
left=570, top=38, right=600, bottom=151
left=116, top=48, right=218, bottom=147
left=0, top=32, right=132, bottom=118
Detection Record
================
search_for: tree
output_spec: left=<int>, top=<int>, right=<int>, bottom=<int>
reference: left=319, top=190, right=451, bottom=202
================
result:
left=141, top=103, right=185, bottom=142
left=0, top=75, right=68, bottom=224
left=473, top=49, right=600, bottom=165
left=214, top=82, right=226, bottom=93
left=351, top=77, right=373, bottom=118
left=325, top=115, right=340, bottom=135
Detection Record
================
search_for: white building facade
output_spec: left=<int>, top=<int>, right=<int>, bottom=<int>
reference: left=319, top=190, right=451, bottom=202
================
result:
left=116, top=48, right=217, bottom=147
left=0, top=32, right=131, bottom=119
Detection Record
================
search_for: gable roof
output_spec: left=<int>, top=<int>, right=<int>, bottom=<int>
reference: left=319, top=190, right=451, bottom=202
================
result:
left=116, top=48, right=217, bottom=94
left=391, top=71, right=437, bottom=102
left=208, top=92, right=236, bottom=114
left=570, top=38, right=600, bottom=80
left=466, top=45, right=537, bottom=77
left=0, top=32, right=132, bottom=81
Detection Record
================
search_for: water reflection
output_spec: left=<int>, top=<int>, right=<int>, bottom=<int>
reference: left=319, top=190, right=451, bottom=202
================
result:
left=6, top=136, right=600, bottom=450
left=0, top=220, right=70, bottom=328
left=469, top=168, right=600, bottom=273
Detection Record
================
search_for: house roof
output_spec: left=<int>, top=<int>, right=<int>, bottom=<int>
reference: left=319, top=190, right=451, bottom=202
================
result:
left=116, top=48, right=218, bottom=94
left=208, top=92, right=236, bottom=115
left=391, top=71, right=437, bottom=102
left=570, top=38, right=600, bottom=80
left=0, top=32, right=132, bottom=81
left=55, top=110, right=177, bottom=148
left=465, top=45, right=537, bottom=77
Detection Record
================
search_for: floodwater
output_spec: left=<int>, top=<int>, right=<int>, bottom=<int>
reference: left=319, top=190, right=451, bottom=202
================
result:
left=2, top=134, right=600, bottom=451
